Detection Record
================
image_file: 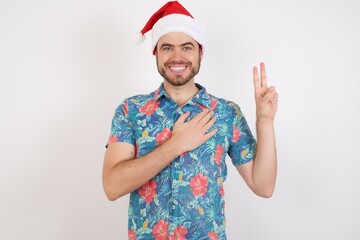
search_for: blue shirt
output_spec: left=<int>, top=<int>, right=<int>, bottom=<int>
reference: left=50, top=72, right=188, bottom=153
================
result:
left=107, top=84, right=256, bottom=240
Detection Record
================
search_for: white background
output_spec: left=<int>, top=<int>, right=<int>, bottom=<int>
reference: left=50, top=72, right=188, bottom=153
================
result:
left=1, top=0, right=359, bottom=239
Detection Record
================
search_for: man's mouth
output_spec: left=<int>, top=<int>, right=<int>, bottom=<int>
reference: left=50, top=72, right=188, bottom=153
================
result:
left=169, top=65, right=187, bottom=73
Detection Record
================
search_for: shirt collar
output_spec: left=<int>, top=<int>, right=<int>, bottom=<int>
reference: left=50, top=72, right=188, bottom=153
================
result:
left=154, top=83, right=212, bottom=108
left=154, top=83, right=169, bottom=100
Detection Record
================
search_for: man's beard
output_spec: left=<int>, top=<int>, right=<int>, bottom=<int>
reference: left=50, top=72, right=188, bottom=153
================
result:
left=157, top=58, right=201, bottom=87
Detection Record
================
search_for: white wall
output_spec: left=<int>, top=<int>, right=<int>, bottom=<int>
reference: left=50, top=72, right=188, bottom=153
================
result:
left=1, top=0, right=359, bottom=239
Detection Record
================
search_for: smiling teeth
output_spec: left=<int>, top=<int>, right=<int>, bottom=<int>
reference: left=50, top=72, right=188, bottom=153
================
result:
left=171, top=66, right=186, bottom=71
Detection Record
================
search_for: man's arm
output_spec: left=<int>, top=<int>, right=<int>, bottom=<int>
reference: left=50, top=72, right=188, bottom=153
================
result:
left=236, top=63, right=278, bottom=198
left=102, top=109, right=217, bottom=201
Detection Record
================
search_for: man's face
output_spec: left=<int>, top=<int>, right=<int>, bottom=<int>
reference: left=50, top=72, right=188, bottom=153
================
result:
left=155, top=32, right=202, bottom=87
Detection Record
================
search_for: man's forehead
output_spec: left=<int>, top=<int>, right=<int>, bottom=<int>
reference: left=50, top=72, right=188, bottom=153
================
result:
left=157, top=32, right=197, bottom=45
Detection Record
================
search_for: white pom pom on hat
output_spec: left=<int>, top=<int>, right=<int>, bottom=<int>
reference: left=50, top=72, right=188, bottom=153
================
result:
left=133, top=32, right=146, bottom=44
left=134, top=1, right=205, bottom=54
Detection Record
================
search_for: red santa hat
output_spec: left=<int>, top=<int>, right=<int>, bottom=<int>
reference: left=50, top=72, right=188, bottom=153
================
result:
left=134, top=1, right=205, bottom=54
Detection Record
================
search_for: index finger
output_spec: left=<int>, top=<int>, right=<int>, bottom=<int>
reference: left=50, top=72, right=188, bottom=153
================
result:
left=260, top=62, right=268, bottom=88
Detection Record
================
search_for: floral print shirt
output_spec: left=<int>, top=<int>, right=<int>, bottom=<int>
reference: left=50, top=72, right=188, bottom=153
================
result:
left=107, top=83, right=256, bottom=240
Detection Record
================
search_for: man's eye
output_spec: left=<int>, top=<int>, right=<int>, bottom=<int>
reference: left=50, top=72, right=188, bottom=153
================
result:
left=183, top=46, right=192, bottom=51
left=163, top=47, right=172, bottom=51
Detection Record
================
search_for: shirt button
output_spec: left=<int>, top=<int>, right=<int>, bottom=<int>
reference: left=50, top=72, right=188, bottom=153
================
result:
left=170, top=231, right=174, bottom=236
left=171, top=205, right=175, bottom=210
left=172, top=180, right=177, bottom=184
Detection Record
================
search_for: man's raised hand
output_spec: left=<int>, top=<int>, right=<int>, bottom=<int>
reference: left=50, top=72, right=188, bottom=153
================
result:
left=253, top=62, right=278, bottom=122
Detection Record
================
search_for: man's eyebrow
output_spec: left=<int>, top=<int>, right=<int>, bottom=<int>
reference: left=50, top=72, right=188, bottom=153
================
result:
left=180, top=42, right=195, bottom=47
left=159, top=43, right=173, bottom=48
left=159, top=42, right=195, bottom=48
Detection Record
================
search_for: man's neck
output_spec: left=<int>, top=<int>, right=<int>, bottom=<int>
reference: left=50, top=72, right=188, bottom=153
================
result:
left=163, top=80, right=199, bottom=106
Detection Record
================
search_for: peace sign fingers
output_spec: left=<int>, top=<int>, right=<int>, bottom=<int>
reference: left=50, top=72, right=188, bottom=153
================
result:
left=252, top=62, right=278, bottom=121
left=253, top=62, right=268, bottom=98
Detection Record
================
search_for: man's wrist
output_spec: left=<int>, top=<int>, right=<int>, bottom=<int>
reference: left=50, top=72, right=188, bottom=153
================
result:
left=256, top=118, right=274, bottom=126
left=160, top=137, right=185, bottom=158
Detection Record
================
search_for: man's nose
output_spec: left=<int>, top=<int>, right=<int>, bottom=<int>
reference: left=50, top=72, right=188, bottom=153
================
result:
left=172, top=47, right=183, bottom=58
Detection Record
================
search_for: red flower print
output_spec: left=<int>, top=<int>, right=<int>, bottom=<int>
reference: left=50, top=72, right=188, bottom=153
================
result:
left=208, top=232, right=218, bottom=240
left=128, top=229, right=136, bottom=240
left=180, top=151, right=188, bottom=156
left=155, top=128, right=172, bottom=145
left=198, top=99, right=217, bottom=111
left=169, top=226, right=188, bottom=240
left=138, top=180, right=157, bottom=204
left=107, top=135, right=118, bottom=145
left=122, top=102, right=129, bottom=115
left=214, top=144, right=225, bottom=165
left=198, top=104, right=207, bottom=110
left=232, top=125, right=241, bottom=142
left=152, top=219, right=169, bottom=240
left=135, top=144, right=138, bottom=157
left=190, top=173, right=209, bottom=196
left=139, top=100, right=160, bottom=116
left=154, top=88, right=160, bottom=99
left=219, top=185, right=225, bottom=197
left=210, top=98, right=217, bottom=110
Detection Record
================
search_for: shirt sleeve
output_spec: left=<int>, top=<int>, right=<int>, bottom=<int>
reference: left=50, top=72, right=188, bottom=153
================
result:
left=105, top=99, right=136, bottom=148
left=227, top=103, right=257, bottom=165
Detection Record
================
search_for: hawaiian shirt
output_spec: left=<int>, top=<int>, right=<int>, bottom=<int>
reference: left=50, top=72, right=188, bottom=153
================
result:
left=107, top=83, right=257, bottom=240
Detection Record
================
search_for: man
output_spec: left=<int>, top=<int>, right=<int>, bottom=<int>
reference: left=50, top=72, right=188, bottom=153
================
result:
left=102, top=1, right=278, bottom=239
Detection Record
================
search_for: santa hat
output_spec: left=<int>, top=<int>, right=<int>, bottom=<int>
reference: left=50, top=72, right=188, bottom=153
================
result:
left=134, top=1, right=205, bottom=54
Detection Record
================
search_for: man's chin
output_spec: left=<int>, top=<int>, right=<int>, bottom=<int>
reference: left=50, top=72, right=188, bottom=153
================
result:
left=164, top=78, right=191, bottom=87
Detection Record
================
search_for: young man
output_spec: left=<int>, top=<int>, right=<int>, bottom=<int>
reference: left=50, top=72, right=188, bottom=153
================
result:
left=102, top=1, right=278, bottom=239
